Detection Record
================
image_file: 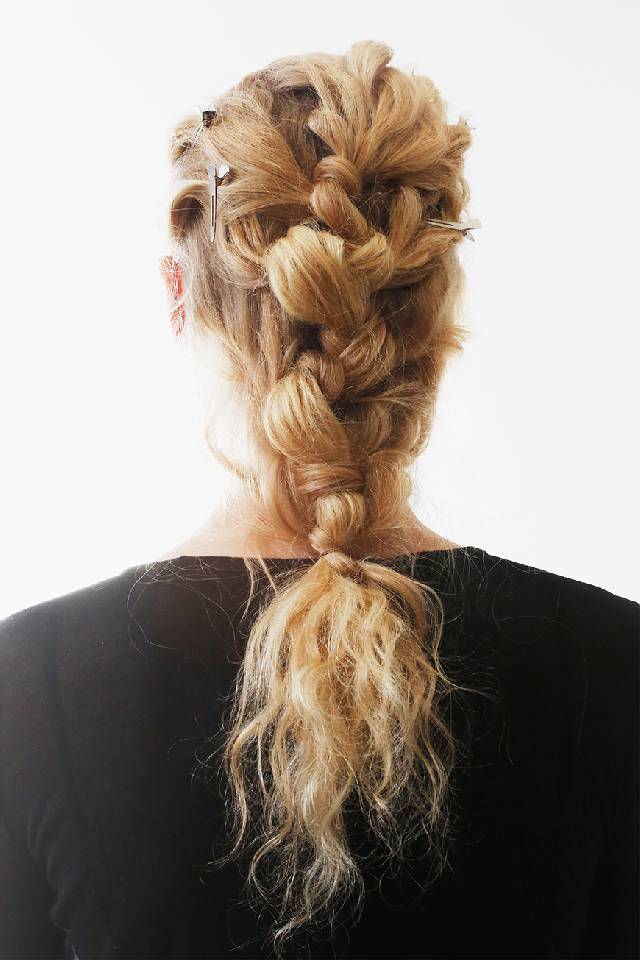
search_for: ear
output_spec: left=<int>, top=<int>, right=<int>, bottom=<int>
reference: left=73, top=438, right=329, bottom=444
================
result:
left=159, top=255, right=187, bottom=336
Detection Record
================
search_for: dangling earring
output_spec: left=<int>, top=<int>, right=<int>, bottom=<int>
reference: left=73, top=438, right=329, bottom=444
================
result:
left=160, top=256, right=187, bottom=337
left=171, top=262, right=187, bottom=336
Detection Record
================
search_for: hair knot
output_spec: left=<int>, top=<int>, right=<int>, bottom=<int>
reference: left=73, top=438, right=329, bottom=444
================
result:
left=319, top=550, right=365, bottom=583
left=309, top=158, right=369, bottom=243
left=264, top=224, right=369, bottom=331
left=312, top=155, right=364, bottom=197
left=295, top=350, right=346, bottom=402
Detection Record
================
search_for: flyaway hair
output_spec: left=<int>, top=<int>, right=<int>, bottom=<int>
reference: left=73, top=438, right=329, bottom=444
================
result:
left=165, top=40, right=483, bottom=958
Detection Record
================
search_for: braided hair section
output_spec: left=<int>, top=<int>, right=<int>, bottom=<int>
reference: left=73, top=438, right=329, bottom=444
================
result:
left=166, top=40, right=477, bottom=959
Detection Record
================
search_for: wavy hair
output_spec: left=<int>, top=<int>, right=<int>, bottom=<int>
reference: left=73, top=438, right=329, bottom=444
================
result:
left=166, top=40, right=477, bottom=957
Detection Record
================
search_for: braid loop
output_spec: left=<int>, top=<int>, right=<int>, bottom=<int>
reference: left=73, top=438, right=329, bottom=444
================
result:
left=347, top=229, right=395, bottom=293
left=310, top=491, right=368, bottom=555
left=264, top=226, right=369, bottom=333
left=309, top=158, right=369, bottom=244
left=263, top=162, right=440, bottom=562
left=331, top=313, right=398, bottom=398
left=312, top=155, right=364, bottom=196
left=295, top=349, right=346, bottom=402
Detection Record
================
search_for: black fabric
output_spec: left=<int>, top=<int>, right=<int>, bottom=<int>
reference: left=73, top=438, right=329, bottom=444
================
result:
left=0, top=546, right=637, bottom=960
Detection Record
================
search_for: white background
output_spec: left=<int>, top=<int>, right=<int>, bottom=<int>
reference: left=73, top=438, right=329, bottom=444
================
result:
left=1, top=0, right=638, bottom=617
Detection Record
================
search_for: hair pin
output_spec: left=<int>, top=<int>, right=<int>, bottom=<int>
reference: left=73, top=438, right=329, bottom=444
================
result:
left=424, top=216, right=482, bottom=241
left=191, top=107, right=218, bottom=148
left=191, top=107, right=231, bottom=242
left=207, top=163, right=231, bottom=242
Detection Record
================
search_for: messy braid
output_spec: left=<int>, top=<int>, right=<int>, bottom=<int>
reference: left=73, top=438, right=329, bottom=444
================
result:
left=167, top=40, right=476, bottom=957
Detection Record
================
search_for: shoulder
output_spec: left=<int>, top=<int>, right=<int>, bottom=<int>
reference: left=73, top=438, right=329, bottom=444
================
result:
left=468, top=547, right=639, bottom=679
left=466, top=548, right=639, bottom=766
left=0, top=562, right=144, bottom=678
left=445, top=546, right=638, bottom=722
left=486, top=548, right=638, bottom=650
left=455, top=545, right=638, bottom=631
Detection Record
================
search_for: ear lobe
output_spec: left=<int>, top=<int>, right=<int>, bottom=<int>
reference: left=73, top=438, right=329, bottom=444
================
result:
left=159, top=256, right=187, bottom=336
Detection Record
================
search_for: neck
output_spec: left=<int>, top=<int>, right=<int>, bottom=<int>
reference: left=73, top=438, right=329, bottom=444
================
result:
left=154, top=492, right=461, bottom=561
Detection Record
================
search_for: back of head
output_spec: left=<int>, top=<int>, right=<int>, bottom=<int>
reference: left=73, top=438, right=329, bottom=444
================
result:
left=166, top=40, right=476, bottom=958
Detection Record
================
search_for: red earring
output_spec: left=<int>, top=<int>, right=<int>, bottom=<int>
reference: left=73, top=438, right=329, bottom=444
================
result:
left=171, top=264, right=187, bottom=337
left=161, top=256, right=187, bottom=337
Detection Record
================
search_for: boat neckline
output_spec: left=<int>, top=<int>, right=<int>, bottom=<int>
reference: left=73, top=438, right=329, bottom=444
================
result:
left=144, top=545, right=481, bottom=564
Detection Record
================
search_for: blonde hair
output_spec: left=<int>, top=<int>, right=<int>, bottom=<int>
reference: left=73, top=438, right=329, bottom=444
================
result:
left=167, top=40, right=477, bottom=957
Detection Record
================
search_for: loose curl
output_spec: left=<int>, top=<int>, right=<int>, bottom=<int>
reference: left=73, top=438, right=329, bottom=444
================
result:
left=166, top=40, right=478, bottom=957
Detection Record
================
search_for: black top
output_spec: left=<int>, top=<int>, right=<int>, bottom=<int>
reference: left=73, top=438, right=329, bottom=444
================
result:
left=0, top=546, right=638, bottom=960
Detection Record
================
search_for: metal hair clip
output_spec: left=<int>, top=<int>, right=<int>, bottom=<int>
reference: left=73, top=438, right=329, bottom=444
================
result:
left=191, top=107, right=218, bottom=148
left=424, top=216, right=482, bottom=241
left=190, top=107, right=230, bottom=241
left=207, top=163, right=231, bottom=242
